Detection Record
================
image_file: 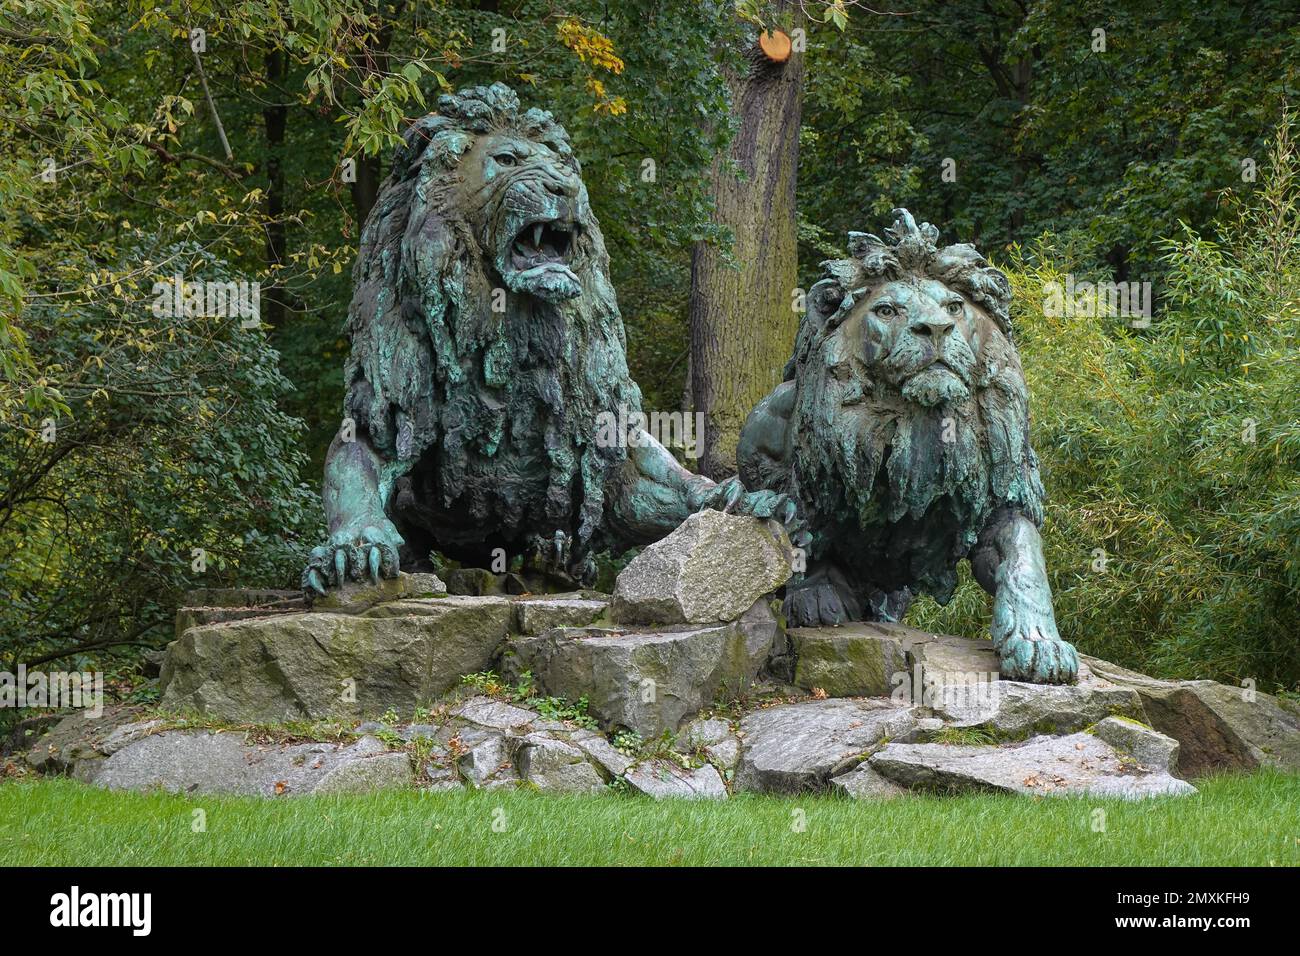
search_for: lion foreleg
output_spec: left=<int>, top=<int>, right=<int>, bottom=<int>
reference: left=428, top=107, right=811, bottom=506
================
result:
left=302, top=433, right=406, bottom=594
left=972, top=509, right=1078, bottom=684
left=608, top=428, right=806, bottom=547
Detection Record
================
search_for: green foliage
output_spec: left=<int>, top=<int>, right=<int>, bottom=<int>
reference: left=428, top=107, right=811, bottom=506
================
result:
left=3, top=0, right=1296, bottom=693
left=0, top=0, right=125, bottom=412
left=611, top=730, right=643, bottom=756
left=908, top=120, right=1300, bottom=692
left=0, top=242, right=321, bottom=671
left=459, top=670, right=598, bottom=729
left=143, top=711, right=359, bottom=745
left=521, top=694, right=598, bottom=730
left=459, top=670, right=513, bottom=698
left=930, top=726, right=999, bottom=747
left=798, top=0, right=1300, bottom=281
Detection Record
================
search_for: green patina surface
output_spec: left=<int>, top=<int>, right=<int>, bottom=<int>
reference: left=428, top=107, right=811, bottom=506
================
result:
left=300, top=89, right=1071, bottom=688
left=302, top=83, right=798, bottom=598
left=736, top=210, right=1078, bottom=685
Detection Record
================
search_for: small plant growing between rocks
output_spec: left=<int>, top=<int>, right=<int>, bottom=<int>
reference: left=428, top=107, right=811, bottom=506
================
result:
left=617, top=729, right=696, bottom=770
left=445, top=734, right=469, bottom=760
left=612, top=730, right=643, bottom=756
left=461, top=670, right=599, bottom=729
left=521, top=693, right=598, bottom=730
left=408, top=734, right=439, bottom=773
left=148, top=711, right=357, bottom=746
left=932, top=726, right=998, bottom=746
left=512, top=671, right=536, bottom=699
left=461, top=671, right=511, bottom=698
left=126, top=682, right=160, bottom=705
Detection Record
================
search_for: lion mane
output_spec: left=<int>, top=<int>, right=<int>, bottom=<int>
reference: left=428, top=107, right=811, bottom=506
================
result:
left=739, top=210, right=1045, bottom=607
left=341, top=83, right=640, bottom=561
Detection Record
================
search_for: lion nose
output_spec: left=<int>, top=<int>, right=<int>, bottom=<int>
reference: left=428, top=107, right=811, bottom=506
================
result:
left=912, top=316, right=954, bottom=340
left=544, top=173, right=580, bottom=199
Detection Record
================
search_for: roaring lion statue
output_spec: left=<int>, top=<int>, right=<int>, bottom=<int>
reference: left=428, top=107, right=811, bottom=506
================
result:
left=304, top=83, right=794, bottom=593
left=736, top=210, right=1078, bottom=683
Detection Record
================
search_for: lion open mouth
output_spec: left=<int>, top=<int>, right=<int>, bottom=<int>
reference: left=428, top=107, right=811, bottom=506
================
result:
left=511, top=218, right=577, bottom=271
left=498, top=212, right=584, bottom=302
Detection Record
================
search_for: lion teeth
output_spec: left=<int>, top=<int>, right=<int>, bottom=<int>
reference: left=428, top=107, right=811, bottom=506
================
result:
left=533, top=224, right=544, bottom=247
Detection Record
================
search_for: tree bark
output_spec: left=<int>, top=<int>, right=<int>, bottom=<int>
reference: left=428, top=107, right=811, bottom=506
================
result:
left=349, top=2, right=404, bottom=225
left=350, top=155, right=382, bottom=225
left=263, top=46, right=289, bottom=330
left=689, top=26, right=804, bottom=479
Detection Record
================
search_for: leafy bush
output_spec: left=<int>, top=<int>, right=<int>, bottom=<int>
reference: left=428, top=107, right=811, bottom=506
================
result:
left=908, top=121, right=1300, bottom=692
left=1, top=243, right=322, bottom=677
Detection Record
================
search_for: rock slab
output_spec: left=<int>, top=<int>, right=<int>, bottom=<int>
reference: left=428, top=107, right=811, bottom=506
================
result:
left=830, top=763, right=911, bottom=800
left=869, top=732, right=1195, bottom=799
left=790, top=622, right=907, bottom=698
left=610, top=510, right=792, bottom=625
left=1082, top=655, right=1300, bottom=776
left=513, top=595, right=609, bottom=635
left=507, top=599, right=779, bottom=737
left=308, top=572, right=447, bottom=613
left=735, top=698, right=919, bottom=794
left=625, top=760, right=728, bottom=799
left=81, top=731, right=413, bottom=797
left=929, top=676, right=1146, bottom=737
left=160, top=597, right=511, bottom=721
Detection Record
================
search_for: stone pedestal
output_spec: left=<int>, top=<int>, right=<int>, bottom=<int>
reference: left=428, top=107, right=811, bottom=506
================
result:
left=26, top=524, right=1300, bottom=800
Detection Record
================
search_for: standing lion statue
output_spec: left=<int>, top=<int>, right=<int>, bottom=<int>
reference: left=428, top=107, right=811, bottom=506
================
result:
left=737, top=209, right=1078, bottom=684
left=304, top=83, right=795, bottom=594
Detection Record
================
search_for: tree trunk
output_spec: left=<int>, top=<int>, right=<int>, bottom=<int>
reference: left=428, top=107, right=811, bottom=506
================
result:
left=262, top=46, right=289, bottom=330
left=350, top=155, right=382, bottom=225
left=349, top=2, right=403, bottom=226
left=689, top=26, right=804, bottom=479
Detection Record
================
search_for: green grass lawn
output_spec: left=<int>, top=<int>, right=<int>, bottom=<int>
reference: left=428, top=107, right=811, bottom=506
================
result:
left=2, top=772, right=1298, bottom=866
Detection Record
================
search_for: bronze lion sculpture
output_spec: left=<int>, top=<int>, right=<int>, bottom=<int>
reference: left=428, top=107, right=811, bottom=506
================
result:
left=304, top=83, right=796, bottom=594
left=737, top=210, right=1078, bottom=683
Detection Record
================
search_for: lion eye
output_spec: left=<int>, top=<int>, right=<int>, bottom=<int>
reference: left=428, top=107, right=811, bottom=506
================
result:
left=494, top=153, right=518, bottom=167
left=873, top=303, right=897, bottom=318
left=945, top=300, right=963, bottom=315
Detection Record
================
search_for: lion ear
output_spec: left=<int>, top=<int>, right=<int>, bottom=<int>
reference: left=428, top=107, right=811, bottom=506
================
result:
left=807, top=277, right=846, bottom=322
left=817, top=258, right=864, bottom=309
left=785, top=275, right=850, bottom=381
left=847, top=231, right=885, bottom=259
left=933, top=243, right=1014, bottom=336
left=968, top=266, right=1013, bottom=335
left=393, top=115, right=448, bottom=173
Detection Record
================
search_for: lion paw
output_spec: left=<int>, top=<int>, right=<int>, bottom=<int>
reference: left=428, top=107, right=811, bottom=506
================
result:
left=302, top=518, right=404, bottom=595
left=783, top=581, right=861, bottom=627
left=994, top=624, right=1079, bottom=684
left=709, top=478, right=811, bottom=550
left=525, top=530, right=595, bottom=586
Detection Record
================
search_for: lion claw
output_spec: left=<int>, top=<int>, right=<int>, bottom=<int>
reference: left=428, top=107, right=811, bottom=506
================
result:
left=304, top=568, right=326, bottom=596
left=301, top=517, right=404, bottom=597
left=995, top=630, right=1079, bottom=684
